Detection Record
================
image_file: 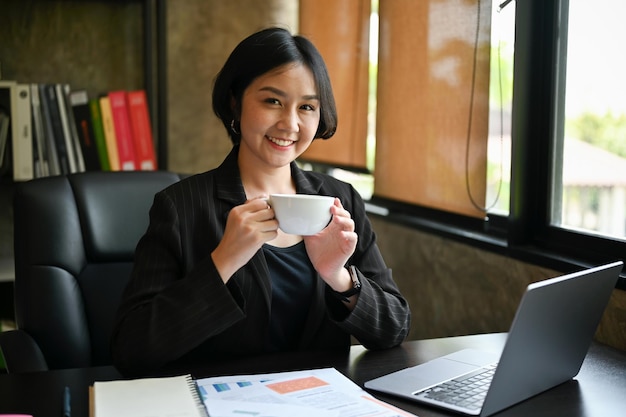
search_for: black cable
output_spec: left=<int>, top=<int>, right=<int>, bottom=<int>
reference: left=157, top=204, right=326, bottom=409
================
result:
left=465, top=0, right=505, bottom=213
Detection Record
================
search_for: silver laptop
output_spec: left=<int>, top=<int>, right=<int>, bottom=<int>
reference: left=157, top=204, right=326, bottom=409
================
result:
left=365, top=261, right=622, bottom=416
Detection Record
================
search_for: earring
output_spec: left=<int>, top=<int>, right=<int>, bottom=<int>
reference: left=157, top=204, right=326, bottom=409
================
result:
left=230, top=120, right=240, bottom=135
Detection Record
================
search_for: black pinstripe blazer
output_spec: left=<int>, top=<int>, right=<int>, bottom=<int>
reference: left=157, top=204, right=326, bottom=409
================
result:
left=111, top=146, right=410, bottom=376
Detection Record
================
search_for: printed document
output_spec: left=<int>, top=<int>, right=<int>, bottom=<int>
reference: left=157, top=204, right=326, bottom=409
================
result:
left=196, top=367, right=417, bottom=417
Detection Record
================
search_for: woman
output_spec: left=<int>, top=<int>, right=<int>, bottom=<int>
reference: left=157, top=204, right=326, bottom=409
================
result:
left=111, top=27, right=410, bottom=376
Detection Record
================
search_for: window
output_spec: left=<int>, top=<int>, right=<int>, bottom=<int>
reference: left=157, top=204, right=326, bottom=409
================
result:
left=509, top=0, right=625, bottom=282
left=298, top=0, right=625, bottom=285
left=374, top=0, right=491, bottom=219
left=302, top=0, right=512, bottom=218
left=298, top=0, right=370, bottom=170
left=553, top=0, right=626, bottom=241
left=486, top=0, right=515, bottom=215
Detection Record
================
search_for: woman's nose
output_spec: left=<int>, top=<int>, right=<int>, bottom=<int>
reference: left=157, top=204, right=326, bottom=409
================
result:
left=277, top=108, right=299, bottom=132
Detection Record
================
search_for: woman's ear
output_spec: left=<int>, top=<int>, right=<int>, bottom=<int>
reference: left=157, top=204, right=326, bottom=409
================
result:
left=230, top=95, right=240, bottom=120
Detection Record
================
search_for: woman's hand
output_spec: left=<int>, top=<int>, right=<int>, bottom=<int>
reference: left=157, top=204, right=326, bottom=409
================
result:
left=304, top=198, right=358, bottom=291
left=212, top=197, right=278, bottom=282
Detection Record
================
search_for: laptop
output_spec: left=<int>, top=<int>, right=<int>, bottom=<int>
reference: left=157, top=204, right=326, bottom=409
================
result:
left=365, top=261, right=623, bottom=416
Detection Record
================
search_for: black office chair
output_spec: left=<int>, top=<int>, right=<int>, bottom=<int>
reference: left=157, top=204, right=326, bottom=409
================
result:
left=0, top=170, right=184, bottom=373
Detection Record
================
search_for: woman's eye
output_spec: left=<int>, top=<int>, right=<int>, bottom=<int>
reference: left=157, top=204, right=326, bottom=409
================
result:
left=301, top=104, right=316, bottom=111
left=265, top=98, right=280, bottom=105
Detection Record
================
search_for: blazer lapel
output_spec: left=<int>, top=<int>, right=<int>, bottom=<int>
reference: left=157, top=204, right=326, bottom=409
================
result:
left=215, top=146, right=246, bottom=208
left=246, top=251, right=272, bottom=316
left=213, top=146, right=273, bottom=314
left=291, top=162, right=324, bottom=195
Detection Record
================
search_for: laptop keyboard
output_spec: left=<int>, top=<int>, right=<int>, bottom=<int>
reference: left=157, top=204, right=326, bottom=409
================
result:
left=414, top=364, right=498, bottom=411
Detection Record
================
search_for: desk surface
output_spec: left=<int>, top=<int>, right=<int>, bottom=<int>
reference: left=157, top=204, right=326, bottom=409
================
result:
left=0, top=333, right=625, bottom=417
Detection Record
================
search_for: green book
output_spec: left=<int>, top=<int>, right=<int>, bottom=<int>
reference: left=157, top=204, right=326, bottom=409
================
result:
left=89, top=98, right=111, bottom=171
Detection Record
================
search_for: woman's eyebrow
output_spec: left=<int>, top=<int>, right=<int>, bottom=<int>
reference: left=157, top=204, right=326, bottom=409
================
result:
left=259, top=86, right=319, bottom=101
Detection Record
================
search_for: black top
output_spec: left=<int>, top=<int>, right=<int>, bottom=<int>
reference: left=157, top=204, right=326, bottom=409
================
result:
left=263, top=241, right=315, bottom=351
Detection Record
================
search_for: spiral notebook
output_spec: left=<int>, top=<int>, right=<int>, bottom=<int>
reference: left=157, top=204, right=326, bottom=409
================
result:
left=90, top=374, right=208, bottom=417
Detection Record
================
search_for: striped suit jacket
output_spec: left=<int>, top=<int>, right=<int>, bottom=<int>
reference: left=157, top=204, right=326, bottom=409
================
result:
left=111, top=146, right=410, bottom=376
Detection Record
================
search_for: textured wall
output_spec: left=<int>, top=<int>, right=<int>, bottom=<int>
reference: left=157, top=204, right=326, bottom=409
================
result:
left=0, top=1, right=144, bottom=98
left=370, top=217, right=555, bottom=339
left=370, top=216, right=626, bottom=350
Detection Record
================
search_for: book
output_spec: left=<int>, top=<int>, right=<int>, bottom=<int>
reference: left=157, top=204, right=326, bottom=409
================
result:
left=69, top=90, right=101, bottom=171
left=0, top=113, right=9, bottom=174
left=41, top=84, right=71, bottom=174
left=55, top=84, right=80, bottom=173
left=37, top=84, right=61, bottom=176
left=60, top=84, right=86, bottom=173
left=127, top=90, right=157, bottom=170
left=88, top=98, right=110, bottom=171
left=30, top=84, right=50, bottom=178
left=90, top=374, right=208, bottom=417
left=0, top=81, right=34, bottom=181
left=108, top=90, right=136, bottom=170
left=98, top=96, right=120, bottom=171
left=0, top=82, right=15, bottom=176
left=12, top=84, right=34, bottom=181
left=0, top=86, right=11, bottom=175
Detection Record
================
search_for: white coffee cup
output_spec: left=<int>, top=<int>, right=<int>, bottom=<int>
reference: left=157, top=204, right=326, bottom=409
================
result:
left=268, top=194, right=335, bottom=235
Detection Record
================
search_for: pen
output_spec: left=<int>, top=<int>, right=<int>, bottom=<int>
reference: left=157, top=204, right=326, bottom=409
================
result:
left=498, top=0, right=514, bottom=12
left=64, top=386, right=71, bottom=417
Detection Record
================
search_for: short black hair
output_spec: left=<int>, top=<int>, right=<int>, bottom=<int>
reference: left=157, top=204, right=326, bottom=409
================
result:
left=212, top=27, right=338, bottom=145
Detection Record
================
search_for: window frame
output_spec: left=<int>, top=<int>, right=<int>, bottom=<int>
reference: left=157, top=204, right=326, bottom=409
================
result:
left=508, top=0, right=625, bottom=287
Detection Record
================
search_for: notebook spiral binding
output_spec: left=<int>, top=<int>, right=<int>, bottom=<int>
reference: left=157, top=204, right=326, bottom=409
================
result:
left=186, top=375, right=210, bottom=417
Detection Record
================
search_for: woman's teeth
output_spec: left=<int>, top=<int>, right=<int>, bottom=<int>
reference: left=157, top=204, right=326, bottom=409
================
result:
left=267, top=136, right=293, bottom=147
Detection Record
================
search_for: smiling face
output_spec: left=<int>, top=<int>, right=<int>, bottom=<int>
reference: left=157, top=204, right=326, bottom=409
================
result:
left=238, top=63, right=321, bottom=170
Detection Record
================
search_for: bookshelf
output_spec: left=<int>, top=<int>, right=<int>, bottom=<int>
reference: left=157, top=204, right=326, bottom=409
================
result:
left=0, top=0, right=168, bottom=321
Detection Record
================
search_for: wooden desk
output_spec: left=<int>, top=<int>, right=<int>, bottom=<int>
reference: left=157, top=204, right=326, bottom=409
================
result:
left=0, top=333, right=624, bottom=416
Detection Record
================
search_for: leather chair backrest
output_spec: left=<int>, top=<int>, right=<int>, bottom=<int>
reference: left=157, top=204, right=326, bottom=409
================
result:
left=13, top=171, right=183, bottom=369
